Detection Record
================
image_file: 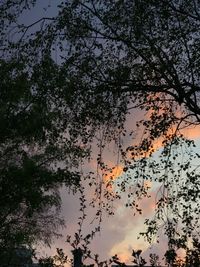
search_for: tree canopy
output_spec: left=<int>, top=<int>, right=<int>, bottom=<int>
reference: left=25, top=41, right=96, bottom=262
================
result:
left=1, top=0, right=200, bottom=259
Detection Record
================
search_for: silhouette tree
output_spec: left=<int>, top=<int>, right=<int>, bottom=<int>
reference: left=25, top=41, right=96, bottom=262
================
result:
left=1, top=0, right=200, bottom=255
left=0, top=3, right=88, bottom=256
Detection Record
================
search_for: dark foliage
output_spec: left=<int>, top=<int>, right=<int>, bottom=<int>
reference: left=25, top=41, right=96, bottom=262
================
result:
left=1, top=0, right=200, bottom=259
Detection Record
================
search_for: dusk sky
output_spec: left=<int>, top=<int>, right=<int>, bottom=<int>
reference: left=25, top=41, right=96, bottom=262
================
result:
left=5, top=1, right=200, bottom=266
left=36, top=115, right=200, bottom=265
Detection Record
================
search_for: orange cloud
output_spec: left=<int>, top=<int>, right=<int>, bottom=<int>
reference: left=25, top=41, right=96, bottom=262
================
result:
left=115, top=251, right=132, bottom=263
left=101, top=165, right=124, bottom=193
left=87, top=102, right=200, bottom=199
left=180, top=125, right=200, bottom=139
left=103, top=165, right=123, bottom=183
